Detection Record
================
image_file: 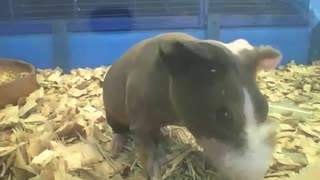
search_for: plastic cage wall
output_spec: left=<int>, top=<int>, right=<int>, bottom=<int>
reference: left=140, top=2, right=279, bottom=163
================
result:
left=0, top=0, right=310, bottom=34
left=0, top=0, right=314, bottom=70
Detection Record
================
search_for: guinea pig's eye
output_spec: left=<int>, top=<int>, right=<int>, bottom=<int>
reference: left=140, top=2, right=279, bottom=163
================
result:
left=216, top=107, right=233, bottom=121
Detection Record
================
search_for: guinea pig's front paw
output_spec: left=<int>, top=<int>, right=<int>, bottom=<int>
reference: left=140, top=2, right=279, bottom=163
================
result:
left=146, top=159, right=163, bottom=180
left=142, top=151, right=167, bottom=180
left=111, top=133, right=127, bottom=157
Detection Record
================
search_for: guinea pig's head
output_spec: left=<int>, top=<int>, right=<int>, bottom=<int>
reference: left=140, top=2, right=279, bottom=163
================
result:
left=159, top=40, right=281, bottom=180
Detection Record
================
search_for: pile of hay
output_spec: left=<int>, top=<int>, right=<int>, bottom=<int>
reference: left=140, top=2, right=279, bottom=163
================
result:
left=0, top=61, right=319, bottom=180
left=0, top=71, right=29, bottom=86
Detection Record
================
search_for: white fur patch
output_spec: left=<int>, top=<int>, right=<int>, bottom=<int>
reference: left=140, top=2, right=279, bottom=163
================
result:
left=226, top=87, right=274, bottom=180
left=203, top=39, right=254, bottom=55
left=197, top=87, right=275, bottom=180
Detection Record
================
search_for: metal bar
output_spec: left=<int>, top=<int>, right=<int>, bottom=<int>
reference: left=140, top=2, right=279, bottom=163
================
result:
left=134, top=0, right=137, bottom=17
left=206, top=14, right=220, bottom=40
left=74, top=0, right=78, bottom=18
left=9, top=0, right=15, bottom=20
left=15, top=5, right=198, bottom=12
left=218, top=14, right=309, bottom=27
left=52, top=20, right=70, bottom=72
left=0, top=12, right=310, bottom=36
left=15, top=1, right=195, bottom=7
left=208, top=0, right=303, bottom=15
left=68, top=16, right=201, bottom=32
left=15, top=4, right=74, bottom=7
left=199, top=0, right=208, bottom=27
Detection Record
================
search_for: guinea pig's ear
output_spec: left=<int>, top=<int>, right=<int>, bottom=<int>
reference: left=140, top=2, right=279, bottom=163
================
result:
left=158, top=40, right=198, bottom=76
left=240, top=46, right=282, bottom=72
left=159, top=40, right=228, bottom=76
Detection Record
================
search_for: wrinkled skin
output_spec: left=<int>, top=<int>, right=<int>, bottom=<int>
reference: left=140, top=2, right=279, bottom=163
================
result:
left=103, top=32, right=282, bottom=180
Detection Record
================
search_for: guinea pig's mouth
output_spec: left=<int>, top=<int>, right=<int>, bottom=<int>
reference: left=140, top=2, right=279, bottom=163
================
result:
left=196, top=135, right=274, bottom=180
left=196, top=137, right=228, bottom=158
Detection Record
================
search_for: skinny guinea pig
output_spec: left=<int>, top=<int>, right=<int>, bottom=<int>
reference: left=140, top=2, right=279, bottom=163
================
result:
left=102, top=32, right=282, bottom=180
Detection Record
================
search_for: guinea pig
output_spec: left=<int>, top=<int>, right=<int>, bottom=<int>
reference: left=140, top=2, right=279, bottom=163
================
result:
left=102, top=32, right=281, bottom=180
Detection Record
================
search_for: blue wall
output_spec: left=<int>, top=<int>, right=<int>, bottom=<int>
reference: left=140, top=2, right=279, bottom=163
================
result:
left=2, top=0, right=320, bottom=71
left=1, top=1, right=319, bottom=70
left=69, top=30, right=205, bottom=69
left=219, top=27, right=310, bottom=65
left=0, top=26, right=311, bottom=70
left=0, top=34, right=53, bottom=68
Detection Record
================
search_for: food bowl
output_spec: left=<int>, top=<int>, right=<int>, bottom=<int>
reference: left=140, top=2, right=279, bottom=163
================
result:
left=0, top=59, right=40, bottom=109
